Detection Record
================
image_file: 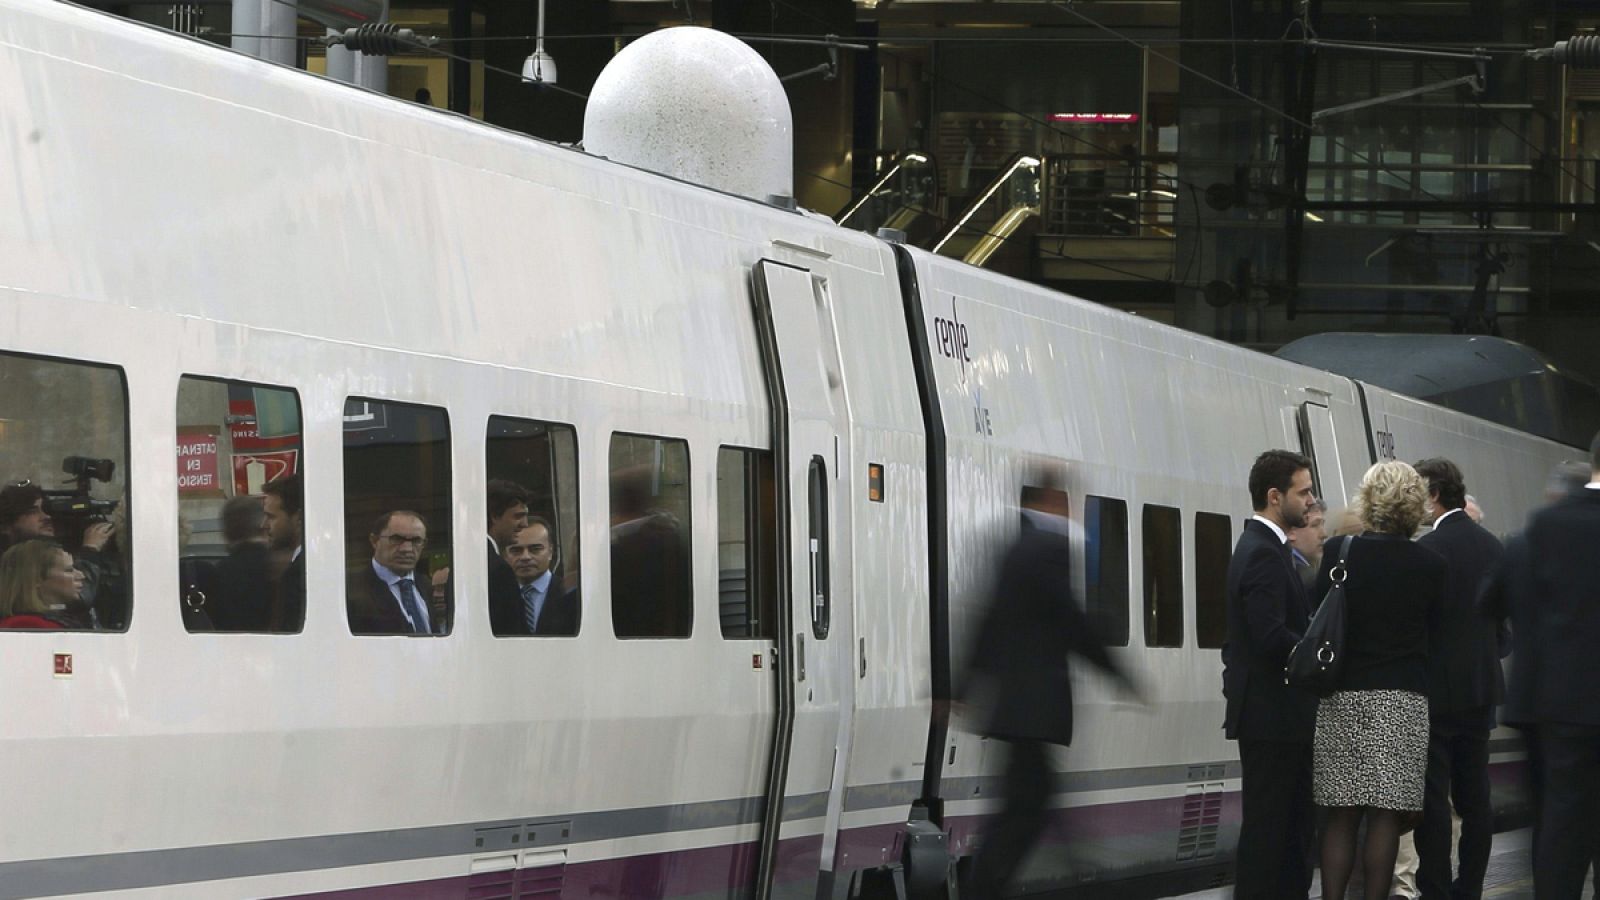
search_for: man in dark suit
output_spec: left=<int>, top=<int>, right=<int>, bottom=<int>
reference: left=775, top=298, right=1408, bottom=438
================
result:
left=1222, top=448, right=1319, bottom=900
left=1481, top=460, right=1596, bottom=889
left=962, top=479, right=1136, bottom=899
left=610, top=468, right=690, bottom=638
left=497, top=518, right=579, bottom=636
left=347, top=510, right=441, bottom=635
left=1502, top=433, right=1600, bottom=898
left=485, top=479, right=528, bottom=636
left=210, top=495, right=276, bottom=631
left=261, top=474, right=305, bottom=631
left=1413, top=458, right=1503, bottom=900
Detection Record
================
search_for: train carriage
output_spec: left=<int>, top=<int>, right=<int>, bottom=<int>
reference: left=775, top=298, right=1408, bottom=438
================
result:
left=0, top=1, right=1578, bottom=897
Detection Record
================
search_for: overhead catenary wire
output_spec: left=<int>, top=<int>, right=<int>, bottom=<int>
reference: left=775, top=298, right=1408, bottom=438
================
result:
left=263, top=0, right=591, bottom=101
left=770, top=0, right=1453, bottom=223
left=239, top=7, right=1151, bottom=284
left=1418, top=56, right=1598, bottom=199
left=253, top=0, right=1464, bottom=212
left=1051, top=0, right=1313, bottom=130
left=409, top=32, right=1538, bottom=51
left=249, top=0, right=1516, bottom=286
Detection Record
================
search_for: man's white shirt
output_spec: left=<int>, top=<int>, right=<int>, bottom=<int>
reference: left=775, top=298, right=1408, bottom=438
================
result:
left=1252, top=514, right=1288, bottom=544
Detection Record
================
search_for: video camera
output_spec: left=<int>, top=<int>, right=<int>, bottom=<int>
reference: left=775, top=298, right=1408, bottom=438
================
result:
left=42, top=455, right=119, bottom=524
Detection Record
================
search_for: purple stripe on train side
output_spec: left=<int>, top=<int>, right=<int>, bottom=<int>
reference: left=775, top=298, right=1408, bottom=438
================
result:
left=291, top=836, right=820, bottom=899
left=293, top=762, right=1532, bottom=898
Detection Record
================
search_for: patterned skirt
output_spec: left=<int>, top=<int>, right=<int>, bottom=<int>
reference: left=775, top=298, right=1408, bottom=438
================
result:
left=1312, top=689, right=1429, bottom=811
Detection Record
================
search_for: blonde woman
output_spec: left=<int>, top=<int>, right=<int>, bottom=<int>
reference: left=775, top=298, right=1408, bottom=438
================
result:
left=0, top=539, right=90, bottom=629
left=1311, top=461, right=1447, bottom=899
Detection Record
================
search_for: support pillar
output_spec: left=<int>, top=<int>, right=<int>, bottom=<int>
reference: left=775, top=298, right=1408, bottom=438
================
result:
left=233, top=0, right=296, bottom=65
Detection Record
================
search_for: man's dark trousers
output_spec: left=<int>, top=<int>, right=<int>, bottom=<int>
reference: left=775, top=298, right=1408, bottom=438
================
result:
left=1535, top=723, right=1600, bottom=899
left=1234, top=738, right=1314, bottom=900
left=1417, top=708, right=1494, bottom=900
left=970, top=739, right=1052, bottom=899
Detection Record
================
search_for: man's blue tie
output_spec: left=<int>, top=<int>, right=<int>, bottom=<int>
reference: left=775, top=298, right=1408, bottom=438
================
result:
left=522, top=583, right=540, bottom=633
left=397, top=578, right=428, bottom=634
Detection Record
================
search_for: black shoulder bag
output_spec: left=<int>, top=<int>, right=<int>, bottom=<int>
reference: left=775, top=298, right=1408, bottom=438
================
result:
left=1285, top=534, right=1354, bottom=695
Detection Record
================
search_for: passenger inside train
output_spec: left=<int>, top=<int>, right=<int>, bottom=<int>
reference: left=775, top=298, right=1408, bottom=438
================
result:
left=261, top=474, right=306, bottom=631
left=609, top=441, right=691, bottom=639
left=176, top=376, right=303, bottom=633
left=348, top=509, right=440, bottom=635
left=485, top=478, right=530, bottom=634
left=0, top=539, right=91, bottom=629
left=486, top=416, right=582, bottom=636
left=501, top=517, right=578, bottom=636
left=204, top=495, right=274, bottom=632
left=342, top=398, right=452, bottom=635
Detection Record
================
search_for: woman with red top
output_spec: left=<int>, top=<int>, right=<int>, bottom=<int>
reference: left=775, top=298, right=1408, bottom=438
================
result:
left=0, top=539, right=90, bottom=629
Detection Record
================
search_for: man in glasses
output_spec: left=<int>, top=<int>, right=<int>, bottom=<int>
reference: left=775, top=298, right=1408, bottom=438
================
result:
left=347, top=510, right=441, bottom=635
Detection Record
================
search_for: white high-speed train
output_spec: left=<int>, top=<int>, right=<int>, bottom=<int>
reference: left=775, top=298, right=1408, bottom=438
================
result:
left=0, top=2, right=1578, bottom=897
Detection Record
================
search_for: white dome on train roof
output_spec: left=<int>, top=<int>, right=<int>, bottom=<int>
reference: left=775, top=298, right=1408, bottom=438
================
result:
left=583, top=26, right=793, bottom=202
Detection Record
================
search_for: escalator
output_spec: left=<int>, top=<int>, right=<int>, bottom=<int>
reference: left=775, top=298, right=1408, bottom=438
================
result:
left=929, top=153, right=1041, bottom=267
left=835, top=152, right=939, bottom=242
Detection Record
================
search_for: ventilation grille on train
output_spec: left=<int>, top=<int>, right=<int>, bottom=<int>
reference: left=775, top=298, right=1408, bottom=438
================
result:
left=465, top=863, right=565, bottom=900
left=520, top=864, right=566, bottom=898
left=1175, top=764, right=1226, bottom=863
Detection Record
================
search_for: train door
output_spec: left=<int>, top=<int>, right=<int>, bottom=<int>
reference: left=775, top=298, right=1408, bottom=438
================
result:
left=750, top=260, right=857, bottom=899
left=1299, top=400, right=1347, bottom=509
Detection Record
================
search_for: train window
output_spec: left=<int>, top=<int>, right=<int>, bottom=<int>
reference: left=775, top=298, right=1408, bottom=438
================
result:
left=1194, top=512, right=1232, bottom=649
left=0, top=352, right=130, bottom=632
left=176, top=376, right=304, bottom=633
left=610, top=433, right=692, bottom=638
left=1142, top=504, right=1183, bottom=648
left=1083, top=496, right=1129, bottom=647
left=808, top=455, right=830, bottom=641
left=486, top=416, right=580, bottom=637
left=343, top=399, right=452, bottom=636
left=717, top=447, right=778, bottom=639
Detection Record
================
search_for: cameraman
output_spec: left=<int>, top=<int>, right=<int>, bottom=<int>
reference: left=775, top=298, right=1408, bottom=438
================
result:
left=0, top=481, right=117, bottom=628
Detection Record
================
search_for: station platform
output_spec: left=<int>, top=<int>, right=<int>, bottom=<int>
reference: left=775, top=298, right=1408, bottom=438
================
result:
left=1163, top=829, right=1594, bottom=899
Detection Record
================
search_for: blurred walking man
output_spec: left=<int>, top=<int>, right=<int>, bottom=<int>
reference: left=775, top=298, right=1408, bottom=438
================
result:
left=1506, top=433, right=1600, bottom=899
left=962, top=475, right=1136, bottom=898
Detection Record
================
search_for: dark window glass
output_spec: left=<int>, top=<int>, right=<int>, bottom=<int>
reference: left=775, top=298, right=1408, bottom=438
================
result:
left=176, top=376, right=304, bottom=633
left=0, top=353, right=130, bottom=631
left=1083, top=495, right=1129, bottom=647
left=808, top=456, right=830, bottom=640
left=487, top=416, right=580, bottom=637
left=1143, top=504, right=1183, bottom=647
left=717, top=447, right=777, bottom=639
left=343, top=399, right=451, bottom=636
left=1195, top=512, right=1232, bottom=649
left=609, top=433, right=691, bottom=638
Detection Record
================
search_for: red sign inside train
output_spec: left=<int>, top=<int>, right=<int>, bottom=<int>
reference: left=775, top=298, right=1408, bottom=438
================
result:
left=176, top=427, right=223, bottom=495
left=1049, top=113, right=1140, bottom=123
left=232, top=450, right=299, bottom=497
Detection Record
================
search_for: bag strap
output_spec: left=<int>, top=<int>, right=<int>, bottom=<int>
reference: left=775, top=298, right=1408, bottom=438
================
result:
left=1328, top=534, right=1355, bottom=584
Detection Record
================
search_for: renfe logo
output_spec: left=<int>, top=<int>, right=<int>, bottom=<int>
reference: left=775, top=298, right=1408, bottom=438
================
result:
left=931, top=296, right=991, bottom=436
left=932, top=298, right=970, bottom=376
